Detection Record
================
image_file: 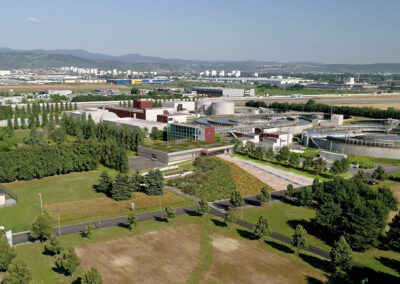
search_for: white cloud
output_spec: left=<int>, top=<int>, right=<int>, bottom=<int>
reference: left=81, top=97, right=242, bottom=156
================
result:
left=27, top=17, right=49, bottom=23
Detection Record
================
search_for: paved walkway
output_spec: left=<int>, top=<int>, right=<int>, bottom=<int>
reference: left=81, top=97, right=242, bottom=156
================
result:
left=220, top=155, right=313, bottom=190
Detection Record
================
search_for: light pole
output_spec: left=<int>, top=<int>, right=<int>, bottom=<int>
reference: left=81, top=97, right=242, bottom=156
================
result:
left=58, top=210, right=61, bottom=237
left=38, top=193, right=43, bottom=215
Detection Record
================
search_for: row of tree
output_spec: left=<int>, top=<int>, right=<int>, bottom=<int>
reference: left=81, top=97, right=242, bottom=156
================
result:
left=96, top=169, right=164, bottom=201
left=270, top=99, right=400, bottom=119
left=0, top=140, right=100, bottom=182
left=60, top=113, right=144, bottom=152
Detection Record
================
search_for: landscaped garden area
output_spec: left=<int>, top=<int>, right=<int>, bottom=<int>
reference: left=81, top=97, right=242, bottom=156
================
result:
left=167, top=156, right=272, bottom=201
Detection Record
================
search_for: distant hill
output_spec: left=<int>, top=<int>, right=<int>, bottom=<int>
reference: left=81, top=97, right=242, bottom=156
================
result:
left=0, top=47, right=400, bottom=73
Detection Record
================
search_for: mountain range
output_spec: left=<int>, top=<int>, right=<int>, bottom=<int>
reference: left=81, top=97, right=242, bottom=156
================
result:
left=1, top=47, right=400, bottom=74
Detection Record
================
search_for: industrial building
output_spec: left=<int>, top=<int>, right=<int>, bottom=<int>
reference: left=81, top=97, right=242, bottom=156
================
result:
left=39, top=89, right=72, bottom=96
left=167, top=123, right=215, bottom=142
left=104, top=117, right=167, bottom=131
left=65, top=108, right=119, bottom=123
left=106, top=78, right=175, bottom=85
left=161, top=100, right=196, bottom=112
left=103, top=100, right=174, bottom=122
left=191, top=87, right=255, bottom=98
left=195, top=100, right=235, bottom=115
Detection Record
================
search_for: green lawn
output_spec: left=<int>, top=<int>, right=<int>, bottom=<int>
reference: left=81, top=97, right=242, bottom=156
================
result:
left=0, top=170, right=193, bottom=232
left=348, top=154, right=400, bottom=167
left=242, top=202, right=400, bottom=277
left=255, top=87, right=373, bottom=96
left=231, top=153, right=353, bottom=181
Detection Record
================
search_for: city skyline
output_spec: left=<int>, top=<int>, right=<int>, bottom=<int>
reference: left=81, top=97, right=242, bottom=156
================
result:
left=1, top=0, right=399, bottom=64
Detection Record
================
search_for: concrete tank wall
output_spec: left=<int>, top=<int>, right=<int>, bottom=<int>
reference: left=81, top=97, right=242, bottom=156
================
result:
left=211, top=101, right=235, bottom=115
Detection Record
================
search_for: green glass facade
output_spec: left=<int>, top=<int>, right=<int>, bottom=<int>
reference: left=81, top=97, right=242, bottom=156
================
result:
left=167, top=124, right=199, bottom=141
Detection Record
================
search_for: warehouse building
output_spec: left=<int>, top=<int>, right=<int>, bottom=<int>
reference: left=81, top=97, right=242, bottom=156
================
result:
left=161, top=100, right=195, bottom=112
left=103, top=100, right=173, bottom=122
left=104, top=117, right=167, bottom=131
left=191, top=87, right=255, bottom=98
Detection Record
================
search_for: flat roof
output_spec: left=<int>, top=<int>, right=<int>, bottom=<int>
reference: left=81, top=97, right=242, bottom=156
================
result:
left=107, top=118, right=167, bottom=127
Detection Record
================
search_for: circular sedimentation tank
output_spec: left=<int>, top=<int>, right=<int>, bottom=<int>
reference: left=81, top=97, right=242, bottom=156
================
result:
left=210, top=101, right=235, bottom=115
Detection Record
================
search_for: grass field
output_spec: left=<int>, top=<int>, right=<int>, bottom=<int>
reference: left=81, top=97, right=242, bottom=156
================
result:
left=335, top=102, right=400, bottom=110
left=15, top=214, right=329, bottom=284
left=348, top=154, right=400, bottom=167
left=242, top=202, right=400, bottom=277
left=0, top=170, right=193, bottom=232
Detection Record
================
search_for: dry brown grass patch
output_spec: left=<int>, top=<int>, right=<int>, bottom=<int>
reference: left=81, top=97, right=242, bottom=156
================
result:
left=76, top=224, right=202, bottom=284
left=201, top=234, right=327, bottom=284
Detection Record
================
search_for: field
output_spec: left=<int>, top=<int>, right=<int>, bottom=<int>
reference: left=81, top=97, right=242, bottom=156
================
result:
left=0, top=83, right=131, bottom=93
left=15, top=214, right=328, bottom=284
left=335, top=102, right=400, bottom=110
left=0, top=170, right=192, bottom=232
left=242, top=201, right=400, bottom=278
left=167, top=157, right=270, bottom=201
left=143, top=140, right=229, bottom=153
left=255, top=87, right=372, bottom=96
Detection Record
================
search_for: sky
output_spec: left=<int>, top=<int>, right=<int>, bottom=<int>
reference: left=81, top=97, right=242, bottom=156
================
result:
left=0, top=0, right=399, bottom=64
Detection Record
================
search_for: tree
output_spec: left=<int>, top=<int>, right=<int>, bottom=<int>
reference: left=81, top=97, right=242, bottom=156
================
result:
left=13, top=114, right=19, bottom=129
left=55, top=247, right=81, bottom=275
left=143, top=127, right=149, bottom=137
left=144, top=169, right=164, bottom=196
left=288, top=153, right=300, bottom=167
left=253, top=216, right=271, bottom=239
left=330, top=159, right=350, bottom=175
left=277, top=146, right=290, bottom=162
left=96, top=171, right=112, bottom=195
left=127, top=211, right=138, bottom=231
left=31, top=215, right=53, bottom=242
left=291, top=224, right=308, bottom=256
left=76, top=125, right=84, bottom=142
left=372, top=165, right=387, bottom=181
left=354, top=169, right=368, bottom=183
left=387, top=212, right=400, bottom=252
left=45, top=234, right=63, bottom=256
left=82, top=266, right=103, bottom=284
left=254, top=146, right=264, bottom=160
left=303, top=156, right=313, bottom=168
left=313, top=157, right=327, bottom=173
left=330, top=236, right=353, bottom=274
left=56, top=125, right=67, bottom=144
left=265, top=147, right=274, bottom=160
left=286, top=184, right=294, bottom=198
left=131, top=87, right=139, bottom=94
left=256, top=186, right=271, bottom=205
left=7, top=116, right=13, bottom=136
left=111, top=173, right=132, bottom=201
left=164, top=206, right=176, bottom=222
left=377, top=187, right=398, bottom=211
left=197, top=198, right=210, bottom=217
left=2, top=257, right=32, bottom=284
left=82, top=223, right=96, bottom=239
left=0, top=231, right=16, bottom=271
left=151, top=127, right=162, bottom=140
left=224, top=207, right=237, bottom=227
left=230, top=190, right=244, bottom=208
left=297, top=186, right=314, bottom=206
left=117, top=146, right=129, bottom=173
left=24, top=128, right=43, bottom=145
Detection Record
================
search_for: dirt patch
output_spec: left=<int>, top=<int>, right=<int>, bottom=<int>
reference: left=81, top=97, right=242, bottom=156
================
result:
left=212, top=236, right=240, bottom=253
left=201, top=234, right=326, bottom=284
left=76, top=224, right=201, bottom=284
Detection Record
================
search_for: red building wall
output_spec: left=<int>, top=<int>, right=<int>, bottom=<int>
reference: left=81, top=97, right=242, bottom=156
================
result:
left=133, top=100, right=152, bottom=109
left=203, top=127, right=215, bottom=142
left=157, top=115, right=168, bottom=123
left=104, top=107, right=146, bottom=120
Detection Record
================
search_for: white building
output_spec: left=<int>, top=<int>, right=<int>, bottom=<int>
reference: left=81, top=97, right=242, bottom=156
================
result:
left=260, top=131, right=293, bottom=151
left=104, top=117, right=167, bottom=132
left=219, top=70, right=225, bottom=77
left=65, top=108, right=119, bottom=123
left=211, top=70, right=217, bottom=77
left=319, top=114, right=344, bottom=127
left=161, top=100, right=196, bottom=112
left=0, top=70, right=11, bottom=76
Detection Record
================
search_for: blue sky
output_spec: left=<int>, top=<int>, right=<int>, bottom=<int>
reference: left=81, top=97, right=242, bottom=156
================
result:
left=1, top=0, right=399, bottom=63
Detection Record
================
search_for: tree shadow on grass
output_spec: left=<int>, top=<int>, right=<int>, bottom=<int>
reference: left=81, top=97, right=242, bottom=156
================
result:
left=287, top=219, right=331, bottom=245
left=117, top=223, right=130, bottom=230
left=236, top=228, right=258, bottom=241
left=299, top=252, right=330, bottom=272
left=264, top=239, right=293, bottom=254
left=154, top=216, right=168, bottom=223
left=376, top=257, right=400, bottom=275
left=210, top=218, right=226, bottom=227
left=305, top=276, right=325, bottom=284
left=344, top=265, right=400, bottom=284
left=243, top=197, right=260, bottom=207
left=183, top=208, right=200, bottom=217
